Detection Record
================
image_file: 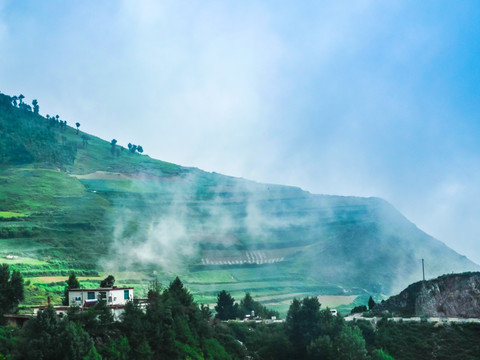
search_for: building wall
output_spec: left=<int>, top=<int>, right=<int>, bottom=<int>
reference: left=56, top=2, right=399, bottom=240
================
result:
left=68, top=288, right=133, bottom=307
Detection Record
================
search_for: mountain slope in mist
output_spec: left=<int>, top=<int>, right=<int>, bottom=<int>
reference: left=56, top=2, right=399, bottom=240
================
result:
left=0, top=92, right=478, bottom=309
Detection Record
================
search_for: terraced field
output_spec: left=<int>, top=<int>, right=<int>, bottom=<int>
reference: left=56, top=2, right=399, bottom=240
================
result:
left=1, top=96, right=478, bottom=315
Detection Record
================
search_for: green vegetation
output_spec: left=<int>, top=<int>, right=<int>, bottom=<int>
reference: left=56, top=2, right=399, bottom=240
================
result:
left=0, top=212, right=26, bottom=219
left=1, top=270, right=480, bottom=359
left=0, top=89, right=478, bottom=317
left=0, top=264, right=23, bottom=322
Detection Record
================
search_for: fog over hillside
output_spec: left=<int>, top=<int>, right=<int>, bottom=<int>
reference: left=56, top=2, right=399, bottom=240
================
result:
left=1, top=92, right=479, bottom=313
left=1, top=1, right=480, bottom=265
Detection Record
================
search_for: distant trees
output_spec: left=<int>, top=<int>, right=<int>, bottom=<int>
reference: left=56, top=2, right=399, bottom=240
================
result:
left=9, top=94, right=36, bottom=113
left=0, top=264, right=24, bottom=321
left=127, top=142, right=143, bottom=154
left=368, top=296, right=376, bottom=310
left=350, top=305, right=368, bottom=314
left=213, top=291, right=279, bottom=321
left=215, top=290, right=238, bottom=320
left=238, top=292, right=279, bottom=319
left=32, top=99, right=39, bottom=114
left=75, top=122, right=80, bottom=134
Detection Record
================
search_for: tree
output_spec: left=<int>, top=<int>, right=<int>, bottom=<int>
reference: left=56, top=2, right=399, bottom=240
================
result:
left=20, top=305, right=94, bottom=359
left=120, top=300, right=151, bottom=359
left=137, top=145, right=143, bottom=153
left=127, top=143, right=140, bottom=153
left=239, top=292, right=279, bottom=319
left=351, top=305, right=368, bottom=314
left=32, top=99, right=39, bottom=114
left=11, top=96, right=17, bottom=107
left=110, top=139, right=117, bottom=155
left=215, top=290, right=238, bottom=320
left=285, top=297, right=321, bottom=358
left=100, top=275, right=115, bottom=288
left=0, top=264, right=24, bottom=321
left=75, top=122, right=80, bottom=134
left=63, top=271, right=81, bottom=306
left=166, top=277, right=193, bottom=308
left=331, top=325, right=367, bottom=360
left=368, top=296, right=376, bottom=310
left=18, top=94, right=24, bottom=105
left=240, top=293, right=255, bottom=316
left=307, top=335, right=333, bottom=359
left=82, top=134, right=90, bottom=147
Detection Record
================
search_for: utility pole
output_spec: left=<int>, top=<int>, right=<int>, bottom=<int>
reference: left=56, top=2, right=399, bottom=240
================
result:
left=422, top=258, right=425, bottom=281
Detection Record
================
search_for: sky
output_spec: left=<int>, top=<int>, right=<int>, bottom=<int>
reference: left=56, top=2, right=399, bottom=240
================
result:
left=1, top=1, right=480, bottom=263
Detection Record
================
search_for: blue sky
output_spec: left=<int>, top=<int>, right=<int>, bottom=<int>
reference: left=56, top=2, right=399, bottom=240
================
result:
left=1, top=1, right=480, bottom=264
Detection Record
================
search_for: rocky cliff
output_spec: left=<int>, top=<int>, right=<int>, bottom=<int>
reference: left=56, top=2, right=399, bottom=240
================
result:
left=373, top=272, right=480, bottom=317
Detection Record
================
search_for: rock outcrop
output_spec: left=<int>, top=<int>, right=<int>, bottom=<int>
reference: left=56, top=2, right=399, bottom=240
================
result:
left=373, top=272, right=480, bottom=317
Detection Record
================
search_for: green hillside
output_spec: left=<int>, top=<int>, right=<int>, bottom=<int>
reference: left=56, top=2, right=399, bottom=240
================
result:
left=0, top=92, right=478, bottom=313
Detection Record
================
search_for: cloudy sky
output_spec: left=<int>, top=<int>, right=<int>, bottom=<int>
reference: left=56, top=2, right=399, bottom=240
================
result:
left=1, top=1, right=479, bottom=263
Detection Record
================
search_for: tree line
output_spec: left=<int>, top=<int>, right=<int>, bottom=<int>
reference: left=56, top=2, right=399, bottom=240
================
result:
left=2, top=265, right=480, bottom=359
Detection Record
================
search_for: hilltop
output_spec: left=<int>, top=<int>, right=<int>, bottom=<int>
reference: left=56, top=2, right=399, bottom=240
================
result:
left=0, top=91, right=478, bottom=311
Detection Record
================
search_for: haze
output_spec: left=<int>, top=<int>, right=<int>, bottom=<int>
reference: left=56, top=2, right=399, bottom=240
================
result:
left=1, top=1, right=479, bottom=263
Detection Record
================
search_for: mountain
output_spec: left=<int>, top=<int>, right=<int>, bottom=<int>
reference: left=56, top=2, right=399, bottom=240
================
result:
left=0, top=92, right=478, bottom=311
left=372, top=272, right=480, bottom=317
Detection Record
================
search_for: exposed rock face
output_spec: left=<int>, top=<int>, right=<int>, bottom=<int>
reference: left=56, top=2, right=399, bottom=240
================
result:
left=373, top=272, right=480, bottom=317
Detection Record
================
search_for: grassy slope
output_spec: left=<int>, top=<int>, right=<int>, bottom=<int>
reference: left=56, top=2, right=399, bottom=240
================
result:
left=0, top=92, right=478, bottom=315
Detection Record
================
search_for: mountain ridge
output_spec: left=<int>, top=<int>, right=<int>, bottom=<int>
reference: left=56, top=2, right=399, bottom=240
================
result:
left=0, top=91, right=478, bottom=311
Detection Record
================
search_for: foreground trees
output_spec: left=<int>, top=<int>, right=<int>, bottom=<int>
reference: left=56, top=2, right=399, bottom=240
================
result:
left=0, top=264, right=24, bottom=322
left=4, top=272, right=478, bottom=359
left=19, top=306, right=93, bottom=359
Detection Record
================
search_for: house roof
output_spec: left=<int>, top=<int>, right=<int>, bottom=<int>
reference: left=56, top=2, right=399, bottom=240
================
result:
left=68, top=287, right=134, bottom=292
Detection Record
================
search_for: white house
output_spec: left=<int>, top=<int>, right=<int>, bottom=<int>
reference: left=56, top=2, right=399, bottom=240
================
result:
left=68, top=287, right=134, bottom=307
left=33, top=287, right=135, bottom=320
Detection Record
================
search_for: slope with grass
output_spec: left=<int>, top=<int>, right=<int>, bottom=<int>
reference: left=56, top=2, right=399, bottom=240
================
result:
left=0, top=91, right=478, bottom=312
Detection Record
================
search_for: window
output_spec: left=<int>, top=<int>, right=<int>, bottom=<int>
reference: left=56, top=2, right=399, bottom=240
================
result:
left=124, top=290, right=129, bottom=300
left=87, top=292, right=95, bottom=300
left=108, top=296, right=112, bottom=303
left=99, top=292, right=107, bottom=300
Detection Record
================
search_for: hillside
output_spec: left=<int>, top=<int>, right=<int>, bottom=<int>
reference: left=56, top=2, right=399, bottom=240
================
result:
left=0, top=91, right=478, bottom=311
left=372, top=272, right=480, bottom=317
